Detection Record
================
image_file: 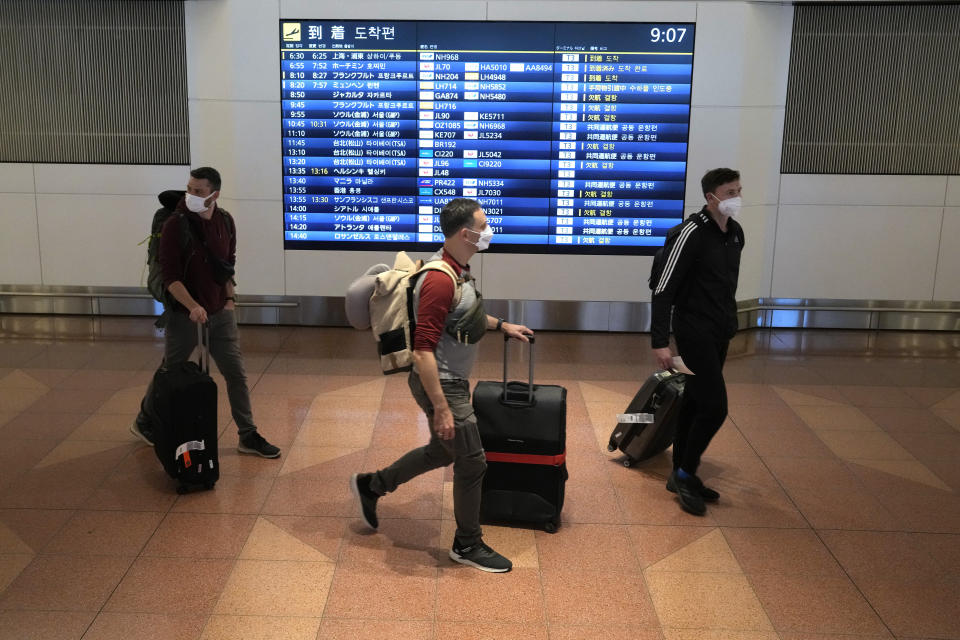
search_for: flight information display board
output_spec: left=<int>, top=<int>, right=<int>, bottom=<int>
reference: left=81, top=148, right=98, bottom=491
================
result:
left=280, top=20, right=695, bottom=254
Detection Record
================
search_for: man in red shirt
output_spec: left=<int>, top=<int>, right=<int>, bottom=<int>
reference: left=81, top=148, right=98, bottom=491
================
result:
left=351, top=198, right=533, bottom=573
left=131, top=167, right=280, bottom=459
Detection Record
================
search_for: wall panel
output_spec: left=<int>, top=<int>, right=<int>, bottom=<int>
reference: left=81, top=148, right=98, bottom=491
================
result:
left=772, top=204, right=942, bottom=300
left=780, top=174, right=948, bottom=207
left=0, top=0, right=189, bottom=164
left=0, top=194, right=42, bottom=285
left=782, top=4, right=960, bottom=175
left=0, top=164, right=35, bottom=193
left=35, top=194, right=159, bottom=287
left=934, top=207, right=960, bottom=301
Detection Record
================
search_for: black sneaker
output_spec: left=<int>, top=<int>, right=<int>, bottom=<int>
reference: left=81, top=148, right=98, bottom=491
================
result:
left=129, top=420, right=154, bottom=446
left=238, top=432, right=281, bottom=458
left=349, top=473, right=380, bottom=530
left=449, top=539, right=512, bottom=573
left=666, top=470, right=707, bottom=516
left=666, top=470, right=720, bottom=503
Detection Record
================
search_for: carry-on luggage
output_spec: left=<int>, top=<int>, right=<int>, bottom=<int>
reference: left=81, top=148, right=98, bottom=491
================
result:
left=473, top=336, right=567, bottom=533
left=146, top=323, right=219, bottom=494
left=607, top=369, right=686, bottom=467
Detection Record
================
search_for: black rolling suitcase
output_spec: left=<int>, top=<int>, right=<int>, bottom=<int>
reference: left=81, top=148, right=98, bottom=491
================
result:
left=607, top=370, right=686, bottom=467
left=146, top=324, right=219, bottom=494
left=473, top=336, right=567, bottom=533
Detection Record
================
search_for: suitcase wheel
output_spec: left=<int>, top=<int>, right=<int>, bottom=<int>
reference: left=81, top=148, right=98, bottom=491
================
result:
left=623, top=458, right=634, bottom=468
left=544, top=521, right=558, bottom=534
left=204, top=482, right=215, bottom=491
left=176, top=484, right=189, bottom=495
left=606, top=441, right=617, bottom=452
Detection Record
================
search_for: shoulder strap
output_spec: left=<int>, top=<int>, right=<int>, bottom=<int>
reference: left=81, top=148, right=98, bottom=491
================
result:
left=221, top=210, right=236, bottom=240
left=177, top=213, right=197, bottom=252
left=175, top=213, right=200, bottom=283
left=180, top=210, right=236, bottom=255
left=419, top=260, right=465, bottom=309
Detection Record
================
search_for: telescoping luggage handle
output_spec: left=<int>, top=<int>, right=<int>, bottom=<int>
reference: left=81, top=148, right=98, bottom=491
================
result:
left=195, top=323, right=211, bottom=374
left=501, top=333, right=536, bottom=407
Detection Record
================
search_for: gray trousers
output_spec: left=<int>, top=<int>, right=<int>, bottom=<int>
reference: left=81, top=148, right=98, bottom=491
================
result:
left=137, top=308, right=257, bottom=438
left=369, top=372, right=487, bottom=546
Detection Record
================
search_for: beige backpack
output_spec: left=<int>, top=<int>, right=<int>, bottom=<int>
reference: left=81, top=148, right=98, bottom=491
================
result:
left=368, top=251, right=463, bottom=374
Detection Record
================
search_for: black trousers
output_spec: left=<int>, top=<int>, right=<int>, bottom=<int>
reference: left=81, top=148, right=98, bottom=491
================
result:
left=672, top=325, right=730, bottom=475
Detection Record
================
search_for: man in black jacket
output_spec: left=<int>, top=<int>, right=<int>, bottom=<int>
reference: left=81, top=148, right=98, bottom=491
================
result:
left=650, top=168, right=744, bottom=516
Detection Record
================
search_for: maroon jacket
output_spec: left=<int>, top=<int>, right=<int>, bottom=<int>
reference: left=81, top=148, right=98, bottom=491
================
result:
left=413, top=249, right=466, bottom=352
left=160, top=198, right=236, bottom=315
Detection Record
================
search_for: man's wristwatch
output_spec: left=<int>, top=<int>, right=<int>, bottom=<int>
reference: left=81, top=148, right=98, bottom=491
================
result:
left=495, top=317, right=504, bottom=331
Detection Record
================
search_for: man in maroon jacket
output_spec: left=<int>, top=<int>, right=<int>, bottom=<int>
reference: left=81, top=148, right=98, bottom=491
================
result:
left=131, top=167, right=280, bottom=459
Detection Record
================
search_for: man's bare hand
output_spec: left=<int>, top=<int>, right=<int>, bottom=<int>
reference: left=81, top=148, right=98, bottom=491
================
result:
left=653, top=347, right=673, bottom=371
left=433, top=405, right=455, bottom=440
left=189, top=305, right=209, bottom=324
left=502, top=322, right=534, bottom=343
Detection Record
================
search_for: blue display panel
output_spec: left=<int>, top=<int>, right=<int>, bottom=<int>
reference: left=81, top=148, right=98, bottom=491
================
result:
left=280, top=20, right=695, bottom=254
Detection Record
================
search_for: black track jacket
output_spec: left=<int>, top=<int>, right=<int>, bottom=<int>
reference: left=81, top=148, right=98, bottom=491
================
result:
left=650, top=208, right=745, bottom=349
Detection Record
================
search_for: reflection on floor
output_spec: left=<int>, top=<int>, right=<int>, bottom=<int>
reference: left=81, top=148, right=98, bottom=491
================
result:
left=0, top=316, right=958, bottom=639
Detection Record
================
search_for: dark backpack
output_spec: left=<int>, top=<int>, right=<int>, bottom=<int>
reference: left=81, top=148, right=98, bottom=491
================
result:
left=142, top=190, right=235, bottom=306
left=648, top=214, right=704, bottom=291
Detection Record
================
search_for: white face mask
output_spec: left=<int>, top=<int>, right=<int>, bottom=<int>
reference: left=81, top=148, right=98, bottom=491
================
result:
left=185, top=192, right=215, bottom=213
left=467, top=225, right=494, bottom=251
left=715, top=195, right=742, bottom=219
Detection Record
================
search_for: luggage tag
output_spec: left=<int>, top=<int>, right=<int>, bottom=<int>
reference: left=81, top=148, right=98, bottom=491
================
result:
left=616, top=413, right=655, bottom=424
left=175, top=440, right=207, bottom=469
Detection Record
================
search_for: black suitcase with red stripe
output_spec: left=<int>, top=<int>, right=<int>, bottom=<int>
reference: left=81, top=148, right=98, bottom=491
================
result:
left=473, top=336, right=567, bottom=533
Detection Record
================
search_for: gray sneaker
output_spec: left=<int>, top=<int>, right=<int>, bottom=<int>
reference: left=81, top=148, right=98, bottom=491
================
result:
left=449, top=539, right=512, bottom=573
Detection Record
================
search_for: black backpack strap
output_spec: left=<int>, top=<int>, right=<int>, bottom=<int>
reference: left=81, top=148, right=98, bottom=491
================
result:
left=176, top=213, right=200, bottom=283
left=222, top=210, right=236, bottom=241
left=178, top=212, right=198, bottom=253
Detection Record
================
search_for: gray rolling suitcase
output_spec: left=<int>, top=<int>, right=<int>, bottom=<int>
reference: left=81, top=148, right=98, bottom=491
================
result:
left=607, top=370, right=686, bottom=467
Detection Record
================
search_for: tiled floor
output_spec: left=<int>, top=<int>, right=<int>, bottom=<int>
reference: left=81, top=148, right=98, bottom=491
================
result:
left=0, top=315, right=959, bottom=640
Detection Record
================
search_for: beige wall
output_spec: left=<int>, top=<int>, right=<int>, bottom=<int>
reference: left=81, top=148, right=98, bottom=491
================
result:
left=1, top=0, right=956, bottom=305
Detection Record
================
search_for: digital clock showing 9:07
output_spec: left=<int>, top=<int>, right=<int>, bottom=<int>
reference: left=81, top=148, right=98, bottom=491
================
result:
left=279, top=20, right=695, bottom=255
left=649, top=26, right=687, bottom=43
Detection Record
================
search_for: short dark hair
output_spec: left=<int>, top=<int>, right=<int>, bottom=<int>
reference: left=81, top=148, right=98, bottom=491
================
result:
left=190, top=166, right=222, bottom=193
left=439, top=198, right=481, bottom=238
left=701, top=168, right=740, bottom=196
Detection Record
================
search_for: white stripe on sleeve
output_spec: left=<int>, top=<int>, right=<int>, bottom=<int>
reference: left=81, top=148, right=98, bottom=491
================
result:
left=654, top=220, right=697, bottom=295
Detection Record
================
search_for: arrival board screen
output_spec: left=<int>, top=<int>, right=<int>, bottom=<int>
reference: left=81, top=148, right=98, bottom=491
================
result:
left=280, top=20, right=695, bottom=254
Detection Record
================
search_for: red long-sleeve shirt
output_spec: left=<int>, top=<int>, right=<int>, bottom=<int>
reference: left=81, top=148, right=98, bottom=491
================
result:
left=413, top=249, right=467, bottom=352
left=160, top=200, right=235, bottom=315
